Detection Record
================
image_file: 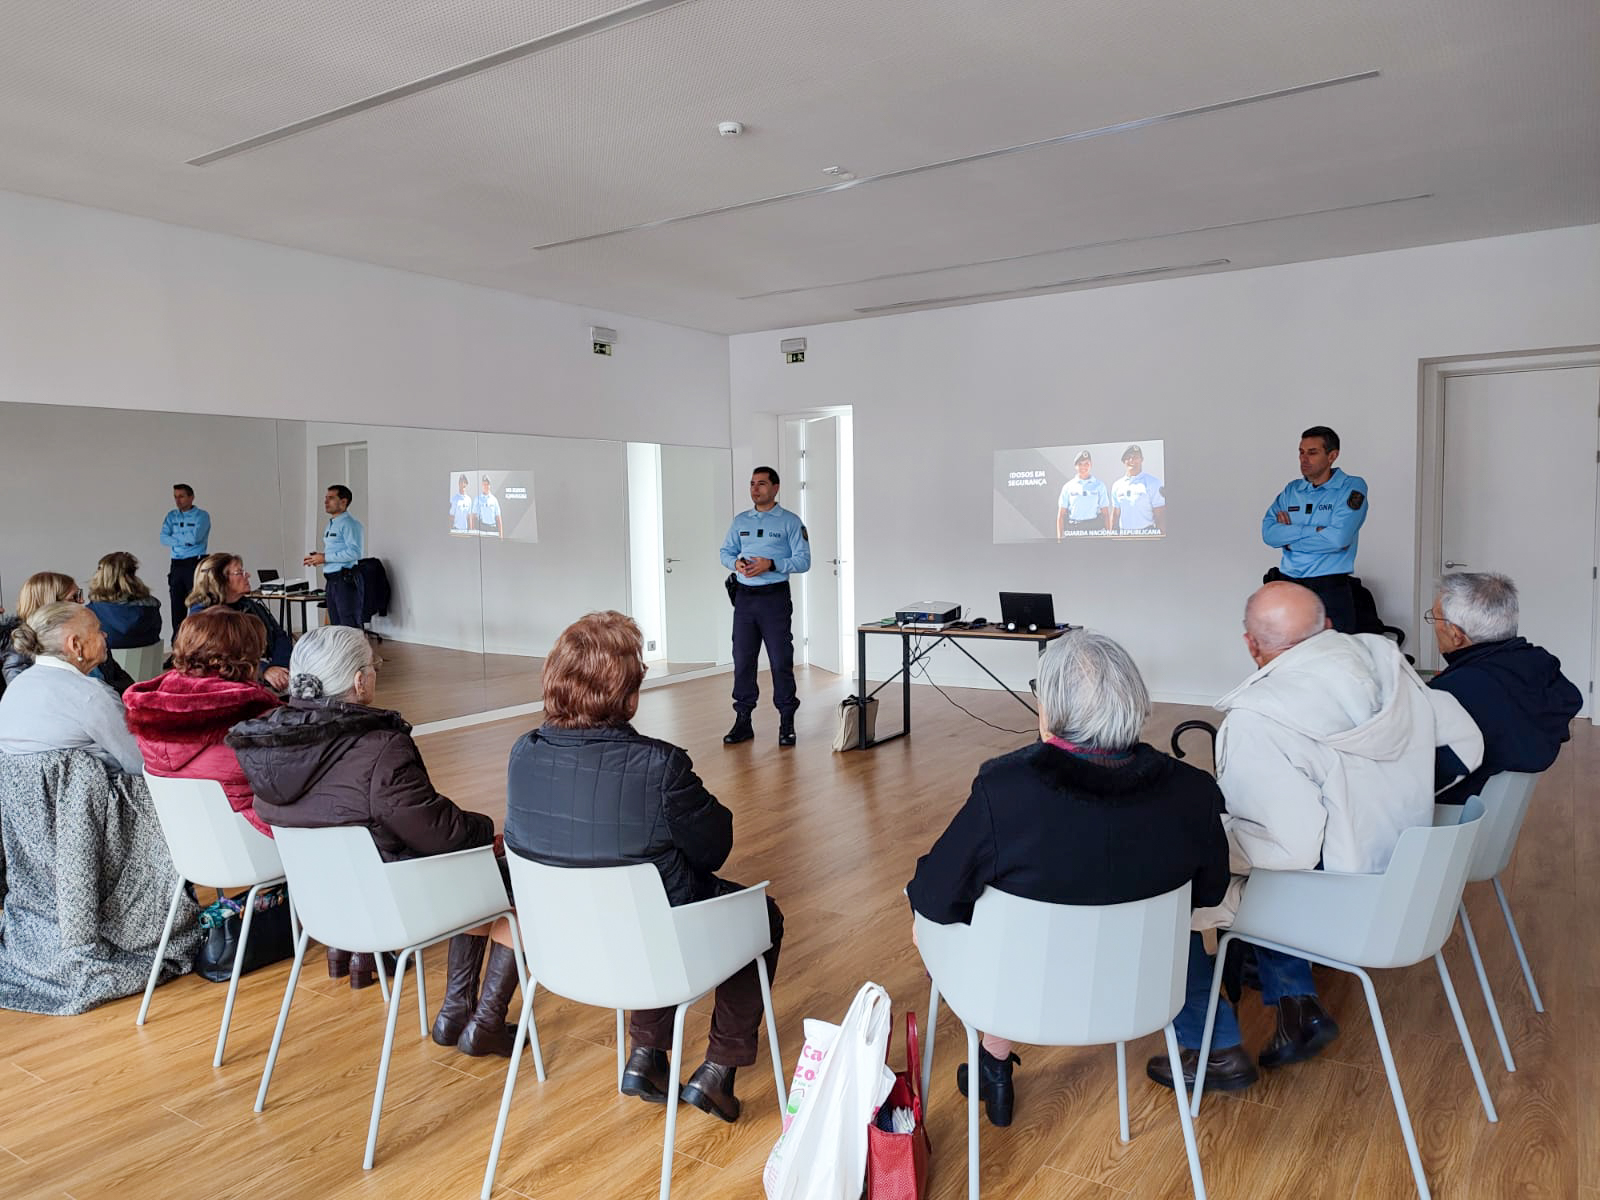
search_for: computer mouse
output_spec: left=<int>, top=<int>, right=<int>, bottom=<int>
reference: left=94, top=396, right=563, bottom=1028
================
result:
left=970, top=617, right=988, bottom=629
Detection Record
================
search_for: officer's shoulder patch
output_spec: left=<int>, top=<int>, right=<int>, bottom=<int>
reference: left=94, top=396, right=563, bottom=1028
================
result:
left=801, top=525, right=809, bottom=541
left=1348, top=490, right=1365, bottom=510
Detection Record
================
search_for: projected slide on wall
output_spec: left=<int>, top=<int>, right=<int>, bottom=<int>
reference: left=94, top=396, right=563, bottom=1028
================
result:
left=994, top=440, right=1166, bottom=543
left=446, top=471, right=539, bottom=542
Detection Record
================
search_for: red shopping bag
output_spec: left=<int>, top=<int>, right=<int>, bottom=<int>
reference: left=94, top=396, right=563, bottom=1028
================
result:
left=864, top=1011, right=931, bottom=1200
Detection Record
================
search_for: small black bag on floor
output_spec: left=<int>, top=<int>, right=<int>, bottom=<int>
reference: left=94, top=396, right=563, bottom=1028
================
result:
left=194, top=885, right=295, bottom=982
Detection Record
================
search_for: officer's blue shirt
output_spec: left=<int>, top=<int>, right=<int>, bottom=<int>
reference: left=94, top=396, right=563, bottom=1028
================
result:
left=322, top=512, right=363, bottom=574
left=160, top=507, right=211, bottom=559
left=1111, top=471, right=1165, bottom=530
left=475, top=492, right=502, bottom=529
left=720, top=504, right=810, bottom=586
left=1262, top=467, right=1369, bottom=577
left=1058, top=476, right=1109, bottom=521
left=450, top=492, right=473, bottom=530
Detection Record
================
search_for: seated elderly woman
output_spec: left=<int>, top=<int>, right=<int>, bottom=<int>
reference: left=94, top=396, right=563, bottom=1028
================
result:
left=907, top=630, right=1230, bottom=1127
left=228, top=626, right=516, bottom=1052
left=123, top=607, right=282, bottom=836
left=186, top=552, right=293, bottom=692
left=504, top=611, right=784, bottom=1123
left=0, top=602, right=145, bottom=776
left=2, top=572, right=134, bottom=694
left=84, top=551, right=163, bottom=649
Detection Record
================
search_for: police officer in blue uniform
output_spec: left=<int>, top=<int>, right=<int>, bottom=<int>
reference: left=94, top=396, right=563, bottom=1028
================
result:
left=1261, top=425, right=1369, bottom=632
left=160, top=483, right=211, bottom=640
left=720, top=466, right=811, bottom=747
left=304, top=484, right=365, bottom=628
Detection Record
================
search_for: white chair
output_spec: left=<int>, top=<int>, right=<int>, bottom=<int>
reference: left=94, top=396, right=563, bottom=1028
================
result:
left=254, top=824, right=525, bottom=1170
left=481, top=857, right=785, bottom=1200
left=915, top=883, right=1207, bottom=1200
left=111, top=642, right=166, bottom=682
left=1193, top=798, right=1491, bottom=1200
left=137, top=773, right=294, bottom=1067
left=1435, top=771, right=1543, bottom=1073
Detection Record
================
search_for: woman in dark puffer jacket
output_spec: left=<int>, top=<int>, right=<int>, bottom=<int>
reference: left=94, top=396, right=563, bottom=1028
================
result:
left=504, top=611, right=783, bottom=1124
left=228, top=626, right=517, bottom=1054
left=123, top=607, right=280, bottom=836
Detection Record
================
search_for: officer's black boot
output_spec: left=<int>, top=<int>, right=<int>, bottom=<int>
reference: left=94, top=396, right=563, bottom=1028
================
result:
left=778, top=715, right=796, bottom=747
left=723, top=715, right=754, bottom=744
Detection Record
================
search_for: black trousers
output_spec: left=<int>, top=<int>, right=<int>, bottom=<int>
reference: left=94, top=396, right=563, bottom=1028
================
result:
left=630, top=885, right=783, bottom=1067
left=325, top=570, right=363, bottom=628
left=167, top=557, right=199, bottom=640
left=731, top=582, right=797, bottom=717
left=1269, top=569, right=1357, bottom=634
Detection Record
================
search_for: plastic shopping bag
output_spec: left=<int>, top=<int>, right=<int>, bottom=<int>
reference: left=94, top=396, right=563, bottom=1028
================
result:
left=763, top=982, right=896, bottom=1200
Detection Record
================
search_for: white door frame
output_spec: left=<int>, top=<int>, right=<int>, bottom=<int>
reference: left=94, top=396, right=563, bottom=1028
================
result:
left=1416, top=346, right=1600, bottom=698
left=778, top=406, right=854, bottom=672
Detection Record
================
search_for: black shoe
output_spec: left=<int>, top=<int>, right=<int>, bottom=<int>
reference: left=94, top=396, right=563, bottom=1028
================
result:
left=723, top=717, right=754, bottom=745
left=955, top=1047, right=1020, bottom=1127
left=778, top=718, right=796, bottom=747
left=1258, top=995, right=1340, bottom=1069
left=456, top=943, right=520, bottom=1058
left=619, top=1046, right=671, bottom=1104
left=681, top=1061, right=741, bottom=1122
left=430, top=933, right=486, bottom=1046
left=1146, top=1044, right=1258, bottom=1092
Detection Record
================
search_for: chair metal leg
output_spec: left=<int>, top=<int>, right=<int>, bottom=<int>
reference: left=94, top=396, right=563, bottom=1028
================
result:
left=757, top=955, right=787, bottom=1116
left=658, top=1003, right=690, bottom=1200
left=921, top=979, right=940, bottom=1104
left=375, top=951, right=390, bottom=1004
left=1191, top=931, right=1233, bottom=1117
left=136, top=876, right=185, bottom=1026
left=255, top=927, right=311, bottom=1112
left=617, top=1009, right=627, bottom=1091
left=1491, top=876, right=1544, bottom=1012
left=481, top=982, right=539, bottom=1200
left=1164, top=1024, right=1207, bottom=1200
left=1116, top=1041, right=1130, bottom=1143
left=1458, top=905, right=1515, bottom=1071
left=1434, top=951, right=1498, bottom=1123
left=501, top=913, right=544, bottom=1081
left=415, top=946, right=428, bottom=1038
left=1356, top=965, right=1431, bottom=1199
left=965, top=1022, right=981, bottom=1200
left=363, top=946, right=413, bottom=1169
left=214, top=882, right=265, bottom=1067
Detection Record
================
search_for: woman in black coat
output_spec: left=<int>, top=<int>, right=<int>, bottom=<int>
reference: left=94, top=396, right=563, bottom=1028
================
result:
left=504, top=611, right=782, bottom=1125
left=908, top=630, right=1230, bottom=1127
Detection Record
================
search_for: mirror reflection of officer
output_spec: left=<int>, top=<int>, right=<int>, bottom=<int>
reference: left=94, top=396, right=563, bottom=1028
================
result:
left=720, top=466, right=811, bottom=747
left=1261, top=425, right=1369, bottom=632
left=1056, top=451, right=1110, bottom=537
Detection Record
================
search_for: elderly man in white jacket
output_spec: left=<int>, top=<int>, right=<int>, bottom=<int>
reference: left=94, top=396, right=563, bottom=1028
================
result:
left=1148, top=581, right=1483, bottom=1096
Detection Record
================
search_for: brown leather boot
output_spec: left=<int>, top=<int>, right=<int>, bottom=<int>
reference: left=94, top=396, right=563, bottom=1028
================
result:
left=1146, top=1044, right=1258, bottom=1092
left=348, top=952, right=397, bottom=991
left=430, top=934, right=487, bottom=1047
left=681, top=1061, right=741, bottom=1122
left=456, top=943, right=519, bottom=1058
left=326, top=947, right=352, bottom=979
left=1258, top=995, right=1340, bottom=1068
left=620, top=1046, right=672, bottom=1104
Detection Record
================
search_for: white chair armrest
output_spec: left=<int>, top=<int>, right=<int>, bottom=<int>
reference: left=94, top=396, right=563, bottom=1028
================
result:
left=1230, top=867, right=1384, bottom=963
left=672, top=882, right=773, bottom=992
left=383, top=845, right=510, bottom=941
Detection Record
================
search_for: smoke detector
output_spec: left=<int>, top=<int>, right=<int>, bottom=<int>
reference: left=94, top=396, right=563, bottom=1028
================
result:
left=717, top=121, right=744, bottom=137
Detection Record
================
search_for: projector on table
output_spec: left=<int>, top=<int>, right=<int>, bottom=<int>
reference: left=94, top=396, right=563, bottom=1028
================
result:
left=894, top=601, right=961, bottom=626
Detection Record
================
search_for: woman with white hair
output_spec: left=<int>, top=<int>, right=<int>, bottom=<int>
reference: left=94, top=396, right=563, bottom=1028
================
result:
left=907, top=629, right=1230, bottom=1127
left=0, top=602, right=145, bottom=775
left=227, top=628, right=509, bottom=1042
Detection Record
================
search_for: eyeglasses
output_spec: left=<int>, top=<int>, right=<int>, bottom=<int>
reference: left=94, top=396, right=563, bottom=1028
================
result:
left=1422, top=610, right=1454, bottom=627
left=225, top=569, right=250, bottom=579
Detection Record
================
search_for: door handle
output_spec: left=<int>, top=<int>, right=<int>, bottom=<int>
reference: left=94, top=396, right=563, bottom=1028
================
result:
left=829, top=558, right=846, bottom=565
left=664, top=556, right=680, bottom=575
left=1443, top=560, right=1468, bottom=569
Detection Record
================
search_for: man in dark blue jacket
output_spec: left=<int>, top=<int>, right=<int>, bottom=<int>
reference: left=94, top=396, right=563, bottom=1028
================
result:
left=1427, top=572, right=1582, bottom=803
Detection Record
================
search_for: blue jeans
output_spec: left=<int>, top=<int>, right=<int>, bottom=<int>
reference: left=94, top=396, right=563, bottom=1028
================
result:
left=1172, top=934, right=1317, bottom=1050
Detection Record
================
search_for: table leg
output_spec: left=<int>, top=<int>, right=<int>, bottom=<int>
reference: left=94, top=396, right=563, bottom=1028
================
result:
left=857, top=629, right=868, bottom=749
left=902, top=632, right=912, bottom=737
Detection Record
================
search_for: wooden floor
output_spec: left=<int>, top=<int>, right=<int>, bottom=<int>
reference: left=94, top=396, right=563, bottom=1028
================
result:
left=0, top=666, right=1591, bottom=1199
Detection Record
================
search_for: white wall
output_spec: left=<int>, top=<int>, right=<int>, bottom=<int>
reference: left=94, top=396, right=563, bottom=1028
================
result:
left=729, top=225, right=1600, bottom=703
left=0, top=189, right=730, bottom=447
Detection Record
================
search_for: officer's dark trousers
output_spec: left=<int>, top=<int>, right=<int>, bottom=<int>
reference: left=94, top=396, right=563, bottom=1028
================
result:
left=324, top=570, right=364, bottom=628
left=731, top=581, right=797, bottom=717
left=167, top=557, right=198, bottom=640
left=1267, top=568, right=1357, bottom=634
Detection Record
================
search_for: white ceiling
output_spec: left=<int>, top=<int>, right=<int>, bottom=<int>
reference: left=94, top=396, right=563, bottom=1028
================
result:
left=2, top=0, right=1596, bottom=333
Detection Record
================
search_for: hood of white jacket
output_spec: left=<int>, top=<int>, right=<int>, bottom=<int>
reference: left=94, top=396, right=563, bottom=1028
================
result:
left=1214, top=630, right=1417, bottom=763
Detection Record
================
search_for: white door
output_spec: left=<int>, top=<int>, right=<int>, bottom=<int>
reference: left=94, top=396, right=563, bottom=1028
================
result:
left=801, top=416, right=843, bottom=674
left=660, top=445, right=733, bottom=666
left=1442, top=366, right=1598, bottom=716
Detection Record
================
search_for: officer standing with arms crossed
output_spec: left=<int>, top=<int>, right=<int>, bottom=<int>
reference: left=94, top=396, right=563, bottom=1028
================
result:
left=304, top=484, right=365, bottom=628
left=161, top=483, right=210, bottom=641
left=1262, top=425, right=1368, bottom=632
left=721, top=466, right=811, bottom=747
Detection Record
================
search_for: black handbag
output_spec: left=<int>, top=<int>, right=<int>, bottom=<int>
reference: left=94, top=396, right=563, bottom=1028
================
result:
left=194, top=884, right=295, bottom=983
